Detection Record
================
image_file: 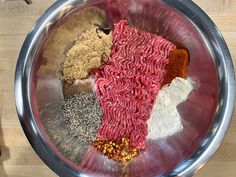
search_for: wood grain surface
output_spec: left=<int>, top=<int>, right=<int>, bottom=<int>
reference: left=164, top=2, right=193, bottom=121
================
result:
left=0, top=0, right=235, bottom=177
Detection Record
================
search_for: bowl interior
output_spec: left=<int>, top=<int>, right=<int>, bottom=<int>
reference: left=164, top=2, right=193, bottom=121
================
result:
left=32, top=0, right=218, bottom=176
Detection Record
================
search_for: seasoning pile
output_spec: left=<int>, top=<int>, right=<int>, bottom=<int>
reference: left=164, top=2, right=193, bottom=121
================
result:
left=93, top=138, right=139, bottom=162
left=44, top=10, right=195, bottom=163
left=62, top=93, right=102, bottom=143
left=147, top=77, right=193, bottom=139
left=61, top=26, right=112, bottom=82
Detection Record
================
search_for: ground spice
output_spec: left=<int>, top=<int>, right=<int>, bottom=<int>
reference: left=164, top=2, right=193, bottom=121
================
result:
left=93, top=137, right=139, bottom=162
left=147, top=77, right=193, bottom=139
left=162, top=48, right=190, bottom=86
left=61, top=27, right=113, bottom=83
left=62, top=92, right=103, bottom=143
left=41, top=7, right=108, bottom=73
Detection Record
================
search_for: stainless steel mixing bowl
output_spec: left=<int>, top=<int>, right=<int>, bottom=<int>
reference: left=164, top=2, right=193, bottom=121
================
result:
left=15, top=0, right=235, bottom=176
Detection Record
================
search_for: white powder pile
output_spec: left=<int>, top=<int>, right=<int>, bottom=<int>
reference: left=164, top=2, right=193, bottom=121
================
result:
left=147, top=77, right=193, bottom=139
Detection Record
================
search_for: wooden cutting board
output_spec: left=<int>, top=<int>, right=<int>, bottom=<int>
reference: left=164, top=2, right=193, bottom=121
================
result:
left=0, top=0, right=235, bottom=177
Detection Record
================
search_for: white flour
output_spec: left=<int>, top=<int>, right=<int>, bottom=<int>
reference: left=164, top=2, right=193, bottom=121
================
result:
left=147, top=77, right=193, bottom=139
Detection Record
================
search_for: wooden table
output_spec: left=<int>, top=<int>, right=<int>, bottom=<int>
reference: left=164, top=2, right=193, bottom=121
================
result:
left=0, top=1, right=235, bottom=177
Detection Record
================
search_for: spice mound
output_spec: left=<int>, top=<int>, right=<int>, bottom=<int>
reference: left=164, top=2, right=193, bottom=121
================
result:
left=62, top=92, right=103, bottom=143
left=93, top=137, right=139, bottom=162
left=162, top=48, right=190, bottom=86
left=61, top=26, right=113, bottom=82
left=147, top=77, right=193, bottom=139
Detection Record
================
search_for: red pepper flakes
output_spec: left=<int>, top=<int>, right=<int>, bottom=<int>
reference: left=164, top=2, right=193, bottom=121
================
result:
left=93, top=137, right=139, bottom=162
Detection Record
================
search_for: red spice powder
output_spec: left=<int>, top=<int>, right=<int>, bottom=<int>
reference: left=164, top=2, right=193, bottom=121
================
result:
left=162, top=48, right=190, bottom=86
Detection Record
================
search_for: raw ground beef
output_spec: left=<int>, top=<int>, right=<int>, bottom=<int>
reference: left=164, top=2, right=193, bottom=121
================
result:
left=95, top=20, right=176, bottom=149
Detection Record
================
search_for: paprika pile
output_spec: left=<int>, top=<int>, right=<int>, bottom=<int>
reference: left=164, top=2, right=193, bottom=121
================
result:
left=162, top=48, right=190, bottom=86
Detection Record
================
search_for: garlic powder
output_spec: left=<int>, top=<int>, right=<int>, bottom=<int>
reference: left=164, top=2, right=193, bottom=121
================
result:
left=147, top=77, right=193, bottom=139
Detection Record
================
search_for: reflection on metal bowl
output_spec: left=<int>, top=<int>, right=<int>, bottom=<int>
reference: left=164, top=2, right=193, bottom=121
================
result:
left=15, top=0, right=235, bottom=177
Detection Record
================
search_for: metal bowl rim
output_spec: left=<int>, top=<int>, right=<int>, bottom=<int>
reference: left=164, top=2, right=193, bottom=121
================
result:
left=14, top=0, right=236, bottom=177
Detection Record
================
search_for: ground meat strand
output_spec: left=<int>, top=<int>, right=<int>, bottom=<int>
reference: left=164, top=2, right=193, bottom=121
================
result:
left=95, top=20, right=176, bottom=149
